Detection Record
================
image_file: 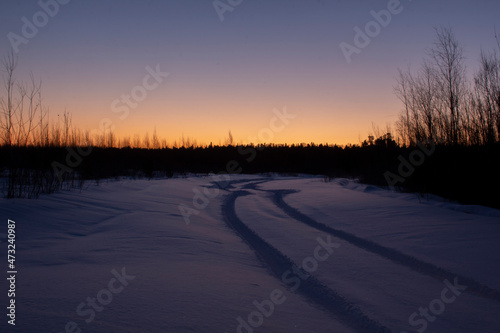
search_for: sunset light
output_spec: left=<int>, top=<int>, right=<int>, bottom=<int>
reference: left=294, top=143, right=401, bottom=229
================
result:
left=1, top=1, right=499, bottom=332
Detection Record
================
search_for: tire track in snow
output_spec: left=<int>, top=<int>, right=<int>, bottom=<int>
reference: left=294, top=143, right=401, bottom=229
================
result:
left=222, top=188, right=392, bottom=333
left=269, top=188, right=500, bottom=304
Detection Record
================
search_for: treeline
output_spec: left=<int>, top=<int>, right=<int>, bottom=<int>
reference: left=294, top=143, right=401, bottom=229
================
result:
left=0, top=51, right=198, bottom=150
left=395, top=27, right=500, bottom=146
left=1, top=142, right=499, bottom=209
left=1, top=29, right=499, bottom=209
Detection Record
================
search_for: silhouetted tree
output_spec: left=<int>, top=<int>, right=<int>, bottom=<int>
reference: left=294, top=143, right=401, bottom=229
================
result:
left=0, top=52, right=43, bottom=146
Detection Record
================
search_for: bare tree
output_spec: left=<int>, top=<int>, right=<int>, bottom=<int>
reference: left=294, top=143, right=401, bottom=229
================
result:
left=15, top=73, right=42, bottom=146
left=430, top=27, right=467, bottom=145
left=395, top=28, right=470, bottom=145
left=394, top=69, right=412, bottom=146
left=121, top=135, right=131, bottom=148
left=62, top=110, right=71, bottom=146
left=0, top=52, right=18, bottom=146
left=51, top=116, right=61, bottom=147
left=143, top=132, right=150, bottom=149
left=226, top=130, right=234, bottom=146
left=395, top=67, right=426, bottom=145
left=0, top=52, right=44, bottom=146
left=107, top=131, right=116, bottom=148
left=132, top=134, right=141, bottom=148
left=36, top=84, right=49, bottom=146
left=152, top=127, right=160, bottom=149
left=414, top=61, right=439, bottom=141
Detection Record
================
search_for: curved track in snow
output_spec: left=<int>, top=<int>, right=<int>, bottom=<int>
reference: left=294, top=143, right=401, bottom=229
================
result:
left=269, top=189, right=500, bottom=303
left=221, top=187, right=392, bottom=333
left=219, top=178, right=500, bottom=333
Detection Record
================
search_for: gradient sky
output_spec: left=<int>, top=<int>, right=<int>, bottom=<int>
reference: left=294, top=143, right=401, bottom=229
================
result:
left=1, top=0, right=499, bottom=145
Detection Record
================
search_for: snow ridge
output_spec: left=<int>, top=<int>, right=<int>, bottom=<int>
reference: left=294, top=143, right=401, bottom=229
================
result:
left=270, top=189, right=500, bottom=304
left=222, top=187, right=392, bottom=333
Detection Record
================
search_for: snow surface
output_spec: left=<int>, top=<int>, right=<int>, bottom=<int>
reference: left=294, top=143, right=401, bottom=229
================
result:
left=0, top=175, right=499, bottom=332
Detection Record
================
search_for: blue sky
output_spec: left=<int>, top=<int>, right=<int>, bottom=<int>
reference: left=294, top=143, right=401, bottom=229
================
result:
left=1, top=0, right=499, bottom=145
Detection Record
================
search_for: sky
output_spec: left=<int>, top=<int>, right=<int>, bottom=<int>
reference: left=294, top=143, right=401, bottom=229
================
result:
left=0, top=0, right=499, bottom=146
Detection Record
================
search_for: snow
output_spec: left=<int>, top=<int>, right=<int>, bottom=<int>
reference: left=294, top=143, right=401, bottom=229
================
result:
left=0, top=175, right=499, bottom=332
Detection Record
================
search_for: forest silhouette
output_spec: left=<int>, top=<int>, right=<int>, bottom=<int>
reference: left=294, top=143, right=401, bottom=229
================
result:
left=1, top=28, right=499, bottom=209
